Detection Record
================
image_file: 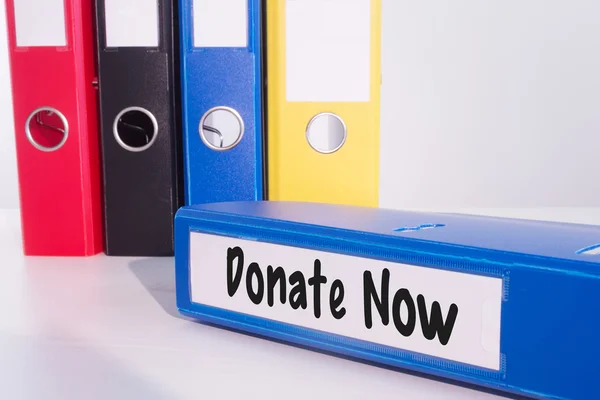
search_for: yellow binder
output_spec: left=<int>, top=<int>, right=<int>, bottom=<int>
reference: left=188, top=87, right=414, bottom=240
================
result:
left=266, top=0, right=381, bottom=207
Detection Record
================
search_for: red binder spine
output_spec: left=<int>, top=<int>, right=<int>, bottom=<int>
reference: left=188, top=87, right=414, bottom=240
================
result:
left=4, top=0, right=104, bottom=256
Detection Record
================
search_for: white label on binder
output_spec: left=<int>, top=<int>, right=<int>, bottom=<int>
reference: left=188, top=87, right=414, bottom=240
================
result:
left=286, top=0, right=371, bottom=102
left=104, top=0, right=159, bottom=47
left=192, top=0, right=248, bottom=48
left=13, top=0, right=67, bottom=47
left=189, top=232, right=503, bottom=371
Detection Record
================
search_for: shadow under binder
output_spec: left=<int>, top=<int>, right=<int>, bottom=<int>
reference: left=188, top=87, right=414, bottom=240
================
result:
left=94, top=0, right=183, bottom=257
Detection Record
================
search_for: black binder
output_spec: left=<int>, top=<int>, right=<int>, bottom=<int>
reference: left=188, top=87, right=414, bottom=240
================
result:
left=94, top=0, right=183, bottom=256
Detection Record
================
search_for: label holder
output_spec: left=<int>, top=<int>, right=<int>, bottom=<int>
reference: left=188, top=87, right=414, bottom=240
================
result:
left=13, top=0, right=67, bottom=48
left=285, top=0, right=371, bottom=102
left=104, top=0, right=160, bottom=48
left=180, top=221, right=508, bottom=380
left=192, top=0, right=249, bottom=48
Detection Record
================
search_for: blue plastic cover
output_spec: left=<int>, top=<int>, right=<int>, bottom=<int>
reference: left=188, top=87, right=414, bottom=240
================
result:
left=179, top=0, right=264, bottom=205
left=175, top=201, right=600, bottom=400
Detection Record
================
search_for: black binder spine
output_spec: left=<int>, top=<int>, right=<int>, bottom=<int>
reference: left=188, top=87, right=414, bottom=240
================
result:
left=94, top=0, right=183, bottom=256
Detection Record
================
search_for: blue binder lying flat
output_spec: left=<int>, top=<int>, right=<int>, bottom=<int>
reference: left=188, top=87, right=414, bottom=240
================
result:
left=174, top=201, right=600, bottom=400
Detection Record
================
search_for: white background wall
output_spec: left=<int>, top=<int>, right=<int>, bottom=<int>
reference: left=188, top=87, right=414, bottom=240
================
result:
left=0, top=0, right=598, bottom=210
left=380, top=0, right=600, bottom=209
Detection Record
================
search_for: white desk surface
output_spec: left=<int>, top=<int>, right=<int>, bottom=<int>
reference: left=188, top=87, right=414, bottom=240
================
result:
left=1, top=207, right=598, bottom=400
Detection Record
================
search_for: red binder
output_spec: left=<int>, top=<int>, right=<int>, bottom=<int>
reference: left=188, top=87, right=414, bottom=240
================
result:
left=4, top=0, right=103, bottom=256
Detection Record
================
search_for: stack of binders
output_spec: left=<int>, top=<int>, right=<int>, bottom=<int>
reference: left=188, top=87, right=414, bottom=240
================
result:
left=10, top=1, right=597, bottom=399
left=4, top=0, right=271, bottom=256
left=5, top=0, right=382, bottom=257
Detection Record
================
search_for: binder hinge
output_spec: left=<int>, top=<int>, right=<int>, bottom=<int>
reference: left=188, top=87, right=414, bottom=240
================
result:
left=92, top=78, right=99, bottom=89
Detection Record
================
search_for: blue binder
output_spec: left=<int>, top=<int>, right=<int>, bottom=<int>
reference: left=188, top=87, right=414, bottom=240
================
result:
left=179, top=0, right=264, bottom=204
left=174, top=201, right=600, bottom=400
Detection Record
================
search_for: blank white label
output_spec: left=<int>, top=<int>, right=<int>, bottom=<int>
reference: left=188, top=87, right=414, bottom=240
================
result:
left=104, top=0, right=159, bottom=47
left=189, top=232, right=503, bottom=370
left=193, top=0, right=248, bottom=48
left=286, top=0, right=371, bottom=102
left=13, top=0, right=67, bottom=47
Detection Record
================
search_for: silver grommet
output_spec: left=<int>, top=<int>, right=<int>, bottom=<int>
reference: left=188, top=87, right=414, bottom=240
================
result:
left=113, top=106, right=158, bottom=153
left=305, top=112, right=347, bottom=154
left=25, top=107, right=69, bottom=152
left=199, top=106, right=245, bottom=151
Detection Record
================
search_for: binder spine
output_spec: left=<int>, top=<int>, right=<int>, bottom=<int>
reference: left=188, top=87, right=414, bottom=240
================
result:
left=4, top=0, right=103, bottom=255
left=175, top=207, right=600, bottom=400
left=266, top=0, right=381, bottom=207
left=171, top=0, right=185, bottom=210
left=75, top=0, right=104, bottom=252
left=94, top=0, right=183, bottom=256
left=179, top=0, right=264, bottom=205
